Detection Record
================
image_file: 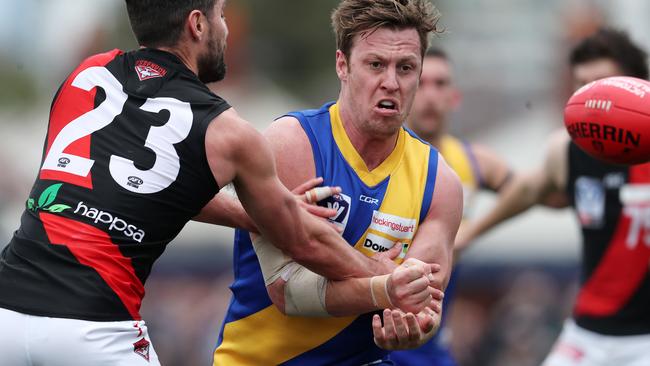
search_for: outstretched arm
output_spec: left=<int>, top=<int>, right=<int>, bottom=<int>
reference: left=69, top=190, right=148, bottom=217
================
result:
left=455, top=129, right=571, bottom=249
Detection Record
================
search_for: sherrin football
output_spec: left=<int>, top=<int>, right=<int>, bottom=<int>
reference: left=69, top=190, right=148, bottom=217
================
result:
left=564, top=76, right=650, bottom=165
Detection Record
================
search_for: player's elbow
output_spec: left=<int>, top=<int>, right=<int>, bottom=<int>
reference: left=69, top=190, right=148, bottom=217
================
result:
left=266, top=280, right=288, bottom=315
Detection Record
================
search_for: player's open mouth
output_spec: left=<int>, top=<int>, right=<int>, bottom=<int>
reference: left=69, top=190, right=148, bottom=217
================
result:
left=377, top=99, right=397, bottom=110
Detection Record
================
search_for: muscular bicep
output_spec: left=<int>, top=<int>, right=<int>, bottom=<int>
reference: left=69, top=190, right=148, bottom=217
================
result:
left=204, top=109, right=301, bottom=251
left=405, top=157, right=463, bottom=289
left=263, top=116, right=316, bottom=189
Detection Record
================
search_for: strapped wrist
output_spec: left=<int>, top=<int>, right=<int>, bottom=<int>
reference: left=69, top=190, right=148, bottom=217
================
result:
left=370, top=274, right=394, bottom=309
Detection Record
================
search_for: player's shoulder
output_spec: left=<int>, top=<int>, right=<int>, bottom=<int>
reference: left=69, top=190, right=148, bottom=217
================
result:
left=264, top=103, right=333, bottom=143
left=77, top=49, right=124, bottom=67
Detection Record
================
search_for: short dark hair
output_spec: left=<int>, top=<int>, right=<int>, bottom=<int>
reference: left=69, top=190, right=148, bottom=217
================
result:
left=570, top=28, right=649, bottom=80
left=331, top=0, right=440, bottom=60
left=125, top=0, right=216, bottom=47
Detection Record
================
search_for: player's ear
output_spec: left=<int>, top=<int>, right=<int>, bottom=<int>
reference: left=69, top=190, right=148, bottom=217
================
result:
left=186, top=10, right=205, bottom=41
left=335, top=50, right=349, bottom=82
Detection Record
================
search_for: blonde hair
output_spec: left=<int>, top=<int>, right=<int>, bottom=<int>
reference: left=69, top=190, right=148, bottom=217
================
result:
left=331, top=0, right=441, bottom=59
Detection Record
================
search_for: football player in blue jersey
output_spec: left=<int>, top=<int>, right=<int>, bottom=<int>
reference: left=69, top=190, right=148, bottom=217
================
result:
left=213, top=1, right=464, bottom=365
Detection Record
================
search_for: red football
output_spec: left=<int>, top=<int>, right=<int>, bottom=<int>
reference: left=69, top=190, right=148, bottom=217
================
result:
left=564, top=76, right=650, bottom=165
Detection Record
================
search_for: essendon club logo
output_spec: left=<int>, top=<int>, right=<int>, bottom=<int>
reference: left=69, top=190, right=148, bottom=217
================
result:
left=135, top=60, right=167, bottom=81
left=133, top=338, right=151, bottom=361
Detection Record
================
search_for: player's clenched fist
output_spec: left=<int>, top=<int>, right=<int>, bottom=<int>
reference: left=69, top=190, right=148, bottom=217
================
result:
left=371, top=257, right=444, bottom=314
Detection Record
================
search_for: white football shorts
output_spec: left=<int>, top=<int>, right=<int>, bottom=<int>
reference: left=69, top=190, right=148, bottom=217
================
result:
left=542, top=319, right=650, bottom=366
left=0, top=307, right=160, bottom=366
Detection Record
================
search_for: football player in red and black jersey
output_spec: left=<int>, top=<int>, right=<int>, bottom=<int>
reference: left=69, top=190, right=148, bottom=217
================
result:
left=0, top=1, right=399, bottom=364
left=458, top=28, right=650, bottom=366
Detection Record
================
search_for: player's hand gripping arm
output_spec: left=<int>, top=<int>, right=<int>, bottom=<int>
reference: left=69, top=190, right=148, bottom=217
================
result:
left=205, top=110, right=388, bottom=280
left=193, top=177, right=340, bottom=233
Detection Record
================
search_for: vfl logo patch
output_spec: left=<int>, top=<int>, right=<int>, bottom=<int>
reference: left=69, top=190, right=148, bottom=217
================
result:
left=135, top=60, right=167, bottom=81
left=322, top=193, right=351, bottom=230
left=369, top=211, right=416, bottom=240
left=575, top=176, right=605, bottom=229
left=133, top=338, right=151, bottom=361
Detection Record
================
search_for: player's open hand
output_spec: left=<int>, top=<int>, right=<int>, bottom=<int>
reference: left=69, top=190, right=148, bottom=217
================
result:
left=292, top=177, right=342, bottom=229
left=387, top=258, right=443, bottom=314
left=372, top=307, right=439, bottom=350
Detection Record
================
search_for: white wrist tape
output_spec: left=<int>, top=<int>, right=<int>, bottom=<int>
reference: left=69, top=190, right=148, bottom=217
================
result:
left=370, top=274, right=394, bottom=309
left=250, top=234, right=329, bottom=316
left=250, top=234, right=292, bottom=285
left=283, top=264, right=329, bottom=317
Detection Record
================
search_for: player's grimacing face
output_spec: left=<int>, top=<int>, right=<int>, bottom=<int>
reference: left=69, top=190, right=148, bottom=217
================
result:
left=572, top=58, right=624, bottom=90
left=197, top=0, right=228, bottom=84
left=410, top=56, right=456, bottom=137
left=341, top=27, right=422, bottom=136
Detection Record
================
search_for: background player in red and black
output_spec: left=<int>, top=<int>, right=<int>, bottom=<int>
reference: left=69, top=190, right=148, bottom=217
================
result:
left=458, top=28, right=650, bottom=366
left=0, top=1, right=397, bottom=364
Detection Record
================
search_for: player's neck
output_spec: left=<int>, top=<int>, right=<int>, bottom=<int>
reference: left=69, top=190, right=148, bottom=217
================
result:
left=338, top=105, right=399, bottom=171
left=156, top=45, right=198, bottom=76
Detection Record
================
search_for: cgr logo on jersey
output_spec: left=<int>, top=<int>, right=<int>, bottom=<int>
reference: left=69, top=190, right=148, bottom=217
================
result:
left=135, top=60, right=167, bottom=81
left=359, top=195, right=379, bottom=206
left=74, top=201, right=145, bottom=243
left=322, top=193, right=351, bottom=230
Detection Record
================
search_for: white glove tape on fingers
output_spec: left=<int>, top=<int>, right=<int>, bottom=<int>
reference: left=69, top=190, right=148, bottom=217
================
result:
left=304, top=187, right=334, bottom=203
left=284, top=265, right=329, bottom=317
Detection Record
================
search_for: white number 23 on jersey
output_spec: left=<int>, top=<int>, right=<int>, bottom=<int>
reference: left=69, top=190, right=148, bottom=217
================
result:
left=41, top=66, right=192, bottom=194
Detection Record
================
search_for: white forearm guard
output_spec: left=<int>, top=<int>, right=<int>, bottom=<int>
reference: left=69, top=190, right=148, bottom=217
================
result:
left=250, top=234, right=329, bottom=316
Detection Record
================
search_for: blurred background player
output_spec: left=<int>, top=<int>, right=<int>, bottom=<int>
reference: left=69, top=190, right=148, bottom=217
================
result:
left=391, top=47, right=513, bottom=366
left=0, top=0, right=399, bottom=364
left=458, top=28, right=650, bottom=366
left=213, top=0, right=464, bottom=365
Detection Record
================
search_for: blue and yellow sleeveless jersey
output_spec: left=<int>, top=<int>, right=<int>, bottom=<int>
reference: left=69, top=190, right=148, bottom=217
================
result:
left=391, top=134, right=482, bottom=366
left=213, top=102, right=439, bottom=366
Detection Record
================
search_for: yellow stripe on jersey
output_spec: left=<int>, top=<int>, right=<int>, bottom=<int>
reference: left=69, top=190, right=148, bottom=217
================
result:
left=216, top=305, right=355, bottom=365
left=440, top=135, right=478, bottom=189
left=353, top=128, right=432, bottom=261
